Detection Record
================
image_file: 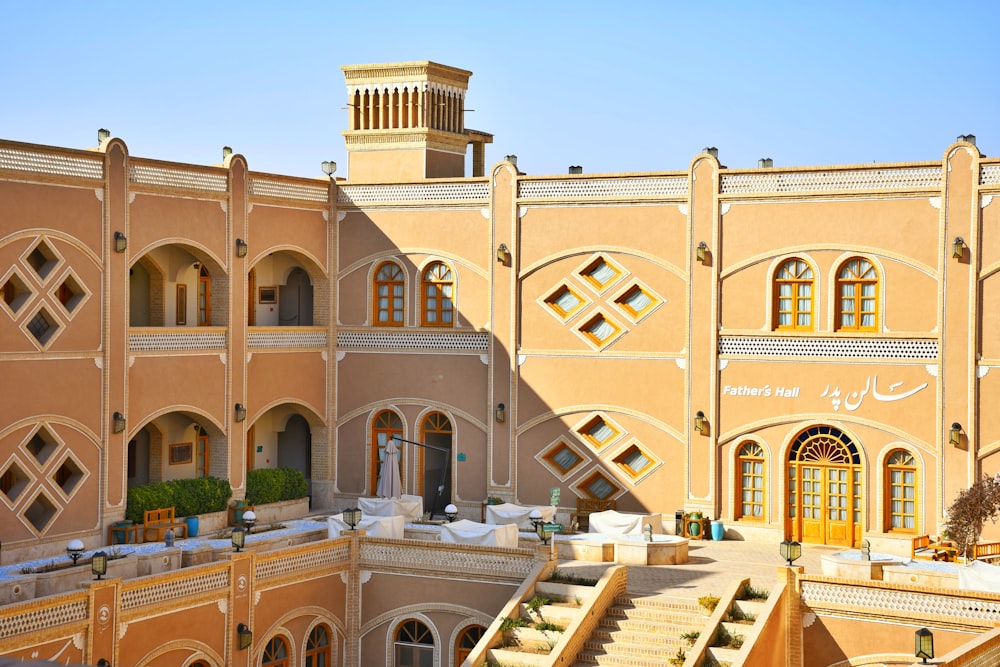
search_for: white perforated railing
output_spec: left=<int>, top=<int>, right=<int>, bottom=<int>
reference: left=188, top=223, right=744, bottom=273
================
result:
left=129, top=329, right=227, bottom=351
left=256, top=543, right=350, bottom=580
left=801, top=579, right=1000, bottom=626
left=721, top=167, right=941, bottom=194
left=338, top=331, right=488, bottom=351
left=130, top=164, right=228, bottom=192
left=120, top=568, right=230, bottom=611
left=250, top=178, right=329, bottom=202
left=0, top=598, right=88, bottom=639
left=248, top=329, right=327, bottom=349
left=982, top=165, right=1000, bottom=186
left=359, top=539, right=535, bottom=581
left=0, top=147, right=103, bottom=180
left=337, top=182, right=489, bottom=205
left=518, top=177, right=688, bottom=199
left=719, top=337, right=937, bottom=359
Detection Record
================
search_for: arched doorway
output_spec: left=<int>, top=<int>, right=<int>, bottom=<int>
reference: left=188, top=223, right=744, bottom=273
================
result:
left=279, top=267, right=313, bottom=326
left=787, top=425, right=862, bottom=547
left=278, top=414, right=312, bottom=495
left=420, top=412, right=452, bottom=517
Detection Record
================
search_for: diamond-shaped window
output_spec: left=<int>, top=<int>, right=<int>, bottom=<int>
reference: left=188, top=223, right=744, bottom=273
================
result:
left=53, top=271, right=88, bottom=315
left=25, top=241, right=58, bottom=280
left=542, top=284, right=588, bottom=322
left=24, top=306, right=59, bottom=347
left=579, top=256, right=623, bottom=293
left=1, top=271, right=32, bottom=315
left=1, top=460, right=31, bottom=503
left=53, top=456, right=85, bottom=497
left=24, top=491, right=57, bottom=533
left=611, top=441, right=661, bottom=483
left=613, top=282, right=662, bottom=323
left=576, top=311, right=624, bottom=350
left=25, top=427, right=59, bottom=466
left=574, top=469, right=622, bottom=501
left=575, top=414, right=624, bottom=452
left=536, top=438, right=590, bottom=481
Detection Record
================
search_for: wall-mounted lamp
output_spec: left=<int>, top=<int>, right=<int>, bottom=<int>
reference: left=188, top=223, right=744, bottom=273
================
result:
left=66, top=539, right=85, bottom=565
left=235, top=403, right=247, bottom=423
left=237, top=623, right=253, bottom=651
left=694, top=410, right=707, bottom=435
left=97, top=128, right=111, bottom=144
left=235, top=238, right=248, bottom=258
left=114, top=231, right=127, bottom=253
left=91, top=550, right=108, bottom=580
left=779, top=539, right=801, bottom=567
left=953, top=236, right=965, bottom=259
left=231, top=527, right=245, bottom=552
left=696, top=241, right=708, bottom=263
left=496, top=403, right=505, bottom=423
left=445, top=504, right=459, bottom=522
left=321, top=161, right=337, bottom=178
left=97, top=659, right=111, bottom=667
left=496, top=243, right=510, bottom=264
left=950, top=422, right=963, bottom=446
left=915, top=627, right=934, bottom=663
left=343, top=507, right=362, bottom=530
left=112, top=411, right=126, bottom=434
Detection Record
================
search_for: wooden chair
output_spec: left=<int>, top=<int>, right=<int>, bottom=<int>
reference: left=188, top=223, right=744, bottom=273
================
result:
left=571, top=498, right=616, bottom=532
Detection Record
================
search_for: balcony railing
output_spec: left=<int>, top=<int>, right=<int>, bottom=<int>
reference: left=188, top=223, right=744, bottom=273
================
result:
left=129, top=327, right=227, bottom=352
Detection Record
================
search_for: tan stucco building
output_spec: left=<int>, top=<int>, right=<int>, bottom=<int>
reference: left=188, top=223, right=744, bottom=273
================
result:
left=2, top=60, right=1000, bottom=665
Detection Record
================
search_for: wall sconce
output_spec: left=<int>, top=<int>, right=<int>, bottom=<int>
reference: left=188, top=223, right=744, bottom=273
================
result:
left=343, top=507, right=362, bottom=530
left=235, top=403, right=247, bottom=423
left=235, top=238, right=248, bottom=258
left=91, top=550, right=108, bottom=580
left=114, top=231, right=127, bottom=253
left=950, top=422, right=963, bottom=446
left=496, top=243, right=510, bottom=264
left=237, top=623, right=253, bottom=651
left=112, top=411, right=126, bottom=434
left=914, top=627, right=934, bottom=663
left=231, top=527, right=245, bottom=552
left=953, top=236, right=965, bottom=259
left=66, top=539, right=85, bottom=565
left=321, top=160, right=337, bottom=178
left=696, top=241, right=708, bottom=263
left=97, top=128, right=111, bottom=143
left=496, top=403, right=505, bottom=423
left=779, top=539, right=801, bottom=567
left=694, top=410, right=707, bottom=435
left=445, top=504, right=458, bottom=522
left=97, top=659, right=111, bottom=667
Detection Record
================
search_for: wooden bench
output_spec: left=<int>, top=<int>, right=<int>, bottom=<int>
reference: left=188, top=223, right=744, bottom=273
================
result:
left=144, top=507, right=187, bottom=542
left=912, top=535, right=959, bottom=562
left=911, top=535, right=933, bottom=560
left=974, top=541, right=1000, bottom=561
left=570, top=498, right=616, bottom=532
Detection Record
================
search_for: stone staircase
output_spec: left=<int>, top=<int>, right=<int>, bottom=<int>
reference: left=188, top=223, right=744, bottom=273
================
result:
left=572, top=594, right=707, bottom=666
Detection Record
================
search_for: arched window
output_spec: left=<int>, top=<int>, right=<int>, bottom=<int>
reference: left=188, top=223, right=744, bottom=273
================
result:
left=262, top=636, right=289, bottom=667
left=836, top=257, right=878, bottom=331
left=374, top=261, right=405, bottom=326
left=886, top=449, right=917, bottom=532
left=455, top=625, right=485, bottom=665
left=188, top=661, right=210, bottom=667
left=372, top=410, right=403, bottom=493
left=305, top=625, right=331, bottom=667
left=737, top=442, right=766, bottom=520
left=774, top=259, right=813, bottom=330
left=394, top=619, right=433, bottom=667
left=421, top=262, right=454, bottom=327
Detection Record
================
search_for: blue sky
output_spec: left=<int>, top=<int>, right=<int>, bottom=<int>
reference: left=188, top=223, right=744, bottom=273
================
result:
left=3, top=2, right=998, bottom=178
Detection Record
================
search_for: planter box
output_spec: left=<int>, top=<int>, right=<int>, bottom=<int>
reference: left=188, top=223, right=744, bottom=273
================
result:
left=34, top=556, right=137, bottom=598
left=0, top=575, right=36, bottom=605
left=252, top=497, right=310, bottom=524
left=136, top=547, right=181, bottom=576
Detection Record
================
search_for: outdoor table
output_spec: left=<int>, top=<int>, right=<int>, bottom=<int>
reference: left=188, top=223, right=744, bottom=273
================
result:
left=485, top=503, right=555, bottom=530
left=327, top=513, right=404, bottom=539
left=588, top=510, right=663, bottom=536
left=358, top=495, right=424, bottom=522
left=439, top=519, right=519, bottom=548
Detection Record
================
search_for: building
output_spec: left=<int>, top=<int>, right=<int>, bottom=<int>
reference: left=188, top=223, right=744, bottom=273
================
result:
left=2, top=59, right=1000, bottom=665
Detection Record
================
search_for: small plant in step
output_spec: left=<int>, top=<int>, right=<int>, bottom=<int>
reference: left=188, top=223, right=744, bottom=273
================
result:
left=727, top=607, right=756, bottom=623
left=574, top=594, right=583, bottom=606
left=698, top=594, right=721, bottom=613
left=680, top=630, right=700, bottom=646
left=526, top=595, right=550, bottom=615
left=499, top=616, right=528, bottom=631
left=668, top=647, right=686, bottom=666
left=535, top=621, right=564, bottom=632
left=740, top=583, right=769, bottom=600
left=728, top=633, right=745, bottom=649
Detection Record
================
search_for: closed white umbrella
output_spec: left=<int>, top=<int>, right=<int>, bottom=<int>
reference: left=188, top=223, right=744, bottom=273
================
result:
left=376, top=437, right=403, bottom=499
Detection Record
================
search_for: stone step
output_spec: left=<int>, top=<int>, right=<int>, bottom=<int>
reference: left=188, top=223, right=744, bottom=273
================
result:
left=573, top=647, right=682, bottom=667
left=586, top=632, right=687, bottom=652
left=596, top=617, right=702, bottom=638
left=604, top=604, right=704, bottom=625
left=613, top=593, right=702, bottom=612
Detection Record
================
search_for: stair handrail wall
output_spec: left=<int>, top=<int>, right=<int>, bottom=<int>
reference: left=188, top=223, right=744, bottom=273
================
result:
left=543, top=565, right=629, bottom=667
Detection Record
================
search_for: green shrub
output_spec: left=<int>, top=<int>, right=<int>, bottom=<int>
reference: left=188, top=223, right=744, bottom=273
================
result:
left=246, top=467, right=308, bottom=505
left=126, top=477, right=232, bottom=522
